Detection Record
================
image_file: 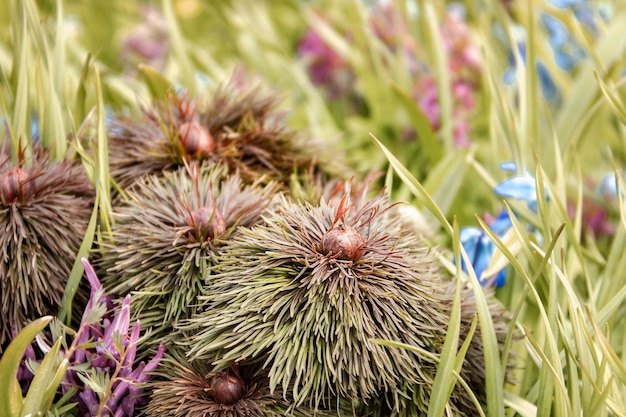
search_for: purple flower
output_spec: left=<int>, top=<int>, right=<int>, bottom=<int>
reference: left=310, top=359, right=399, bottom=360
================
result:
left=20, top=258, right=164, bottom=417
left=414, top=76, right=477, bottom=147
left=441, top=11, right=482, bottom=80
left=566, top=173, right=622, bottom=238
left=297, top=28, right=352, bottom=99
left=120, top=6, right=168, bottom=71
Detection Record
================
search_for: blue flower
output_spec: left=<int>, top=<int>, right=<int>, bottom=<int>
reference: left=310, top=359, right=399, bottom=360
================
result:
left=503, top=43, right=558, bottom=101
left=549, top=0, right=599, bottom=32
left=494, top=162, right=549, bottom=213
left=541, top=14, right=586, bottom=70
left=1, top=113, right=41, bottom=145
left=459, top=162, right=549, bottom=288
left=598, top=173, right=625, bottom=201
left=459, top=210, right=511, bottom=288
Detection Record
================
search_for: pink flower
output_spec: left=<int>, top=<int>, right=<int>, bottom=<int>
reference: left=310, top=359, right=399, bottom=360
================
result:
left=414, top=77, right=476, bottom=147
left=120, top=6, right=168, bottom=71
left=297, top=29, right=352, bottom=98
left=441, top=12, right=482, bottom=82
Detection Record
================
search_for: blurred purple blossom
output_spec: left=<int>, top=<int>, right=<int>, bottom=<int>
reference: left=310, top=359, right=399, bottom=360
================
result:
left=297, top=5, right=481, bottom=147
left=567, top=174, right=623, bottom=238
left=120, top=6, right=168, bottom=71
left=441, top=12, right=482, bottom=81
left=414, top=77, right=476, bottom=147
left=297, top=28, right=353, bottom=99
left=569, top=198, right=614, bottom=238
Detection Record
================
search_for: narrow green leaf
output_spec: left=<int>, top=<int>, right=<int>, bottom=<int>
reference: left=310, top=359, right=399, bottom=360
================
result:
left=423, top=149, right=469, bottom=216
left=457, top=241, right=505, bottom=417
left=370, top=133, right=453, bottom=235
left=138, top=64, right=174, bottom=100
left=73, top=54, right=92, bottom=125
left=428, top=219, right=463, bottom=417
left=11, top=0, right=30, bottom=162
left=556, top=11, right=626, bottom=146
left=20, top=337, right=62, bottom=417
left=41, top=357, right=69, bottom=412
left=58, top=190, right=100, bottom=324
left=586, top=306, right=626, bottom=387
left=594, top=70, right=626, bottom=126
left=94, top=65, right=113, bottom=233
left=389, top=83, right=442, bottom=163
left=524, top=325, right=571, bottom=410
left=0, top=316, right=53, bottom=417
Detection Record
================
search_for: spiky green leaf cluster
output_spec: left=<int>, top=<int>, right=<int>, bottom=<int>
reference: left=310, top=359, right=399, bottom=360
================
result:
left=107, top=81, right=336, bottom=193
left=99, top=162, right=280, bottom=342
left=184, top=189, right=510, bottom=415
left=0, top=148, right=94, bottom=348
left=146, top=349, right=352, bottom=417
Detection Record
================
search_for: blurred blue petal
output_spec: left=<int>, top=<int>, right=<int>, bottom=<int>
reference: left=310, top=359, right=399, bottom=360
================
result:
left=495, top=175, right=538, bottom=201
left=499, top=161, right=518, bottom=173
left=549, top=0, right=582, bottom=6
left=541, top=14, right=586, bottom=70
left=598, top=173, right=625, bottom=200
left=548, top=0, right=598, bottom=31
left=31, top=114, right=40, bottom=144
left=495, top=167, right=550, bottom=212
left=537, top=61, right=558, bottom=99
left=459, top=226, right=507, bottom=287
left=502, top=43, right=559, bottom=100
left=490, top=209, right=514, bottom=235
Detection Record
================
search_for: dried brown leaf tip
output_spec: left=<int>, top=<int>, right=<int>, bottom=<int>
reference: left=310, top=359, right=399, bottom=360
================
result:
left=0, top=147, right=94, bottom=348
left=107, top=80, right=327, bottom=194
left=99, top=162, right=280, bottom=343
left=184, top=186, right=510, bottom=416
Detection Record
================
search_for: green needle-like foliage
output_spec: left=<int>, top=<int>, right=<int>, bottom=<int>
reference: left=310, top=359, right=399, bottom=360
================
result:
left=146, top=349, right=353, bottom=417
left=184, top=188, right=511, bottom=415
left=0, top=147, right=94, bottom=348
left=107, top=80, right=332, bottom=194
left=99, top=162, right=280, bottom=343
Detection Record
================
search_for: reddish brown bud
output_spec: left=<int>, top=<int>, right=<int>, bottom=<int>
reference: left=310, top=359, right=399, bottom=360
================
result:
left=208, top=370, right=246, bottom=405
left=191, top=206, right=226, bottom=239
left=179, top=122, right=214, bottom=158
left=1, top=168, right=31, bottom=203
left=321, top=226, right=365, bottom=261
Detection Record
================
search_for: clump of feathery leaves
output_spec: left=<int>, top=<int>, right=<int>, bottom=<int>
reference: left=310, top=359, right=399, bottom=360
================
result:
left=145, top=349, right=354, bottom=417
left=107, top=80, right=334, bottom=194
left=0, top=146, right=93, bottom=348
left=183, top=188, right=510, bottom=415
left=99, top=162, right=280, bottom=342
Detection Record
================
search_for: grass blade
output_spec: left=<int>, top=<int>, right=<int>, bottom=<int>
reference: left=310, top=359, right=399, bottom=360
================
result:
left=0, top=316, right=53, bottom=417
